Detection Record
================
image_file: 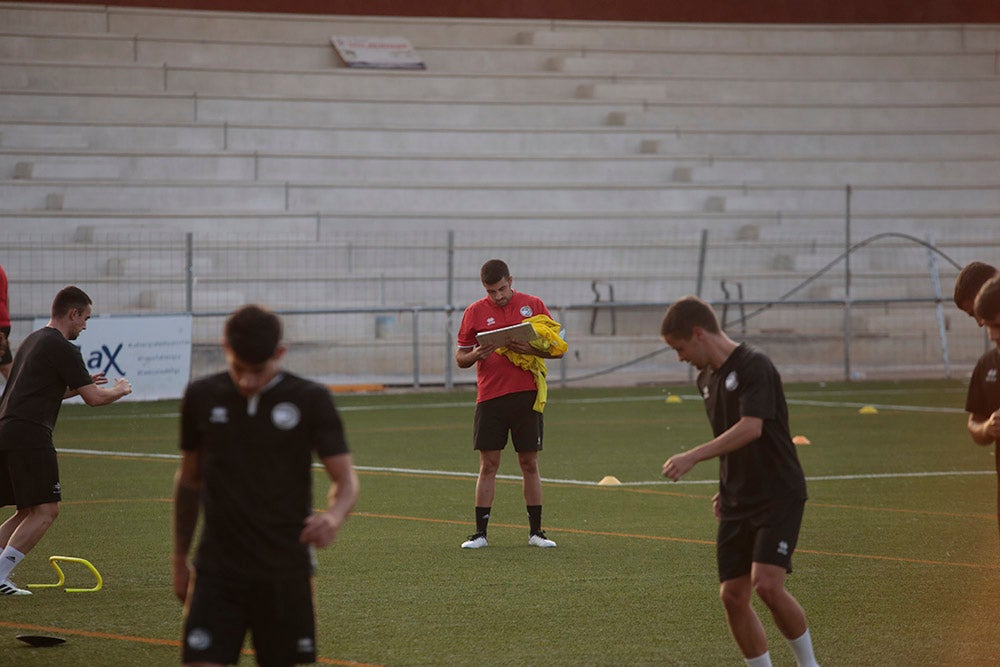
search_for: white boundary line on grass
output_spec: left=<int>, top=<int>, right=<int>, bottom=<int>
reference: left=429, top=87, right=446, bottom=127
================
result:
left=58, top=391, right=969, bottom=419
left=58, top=448, right=993, bottom=488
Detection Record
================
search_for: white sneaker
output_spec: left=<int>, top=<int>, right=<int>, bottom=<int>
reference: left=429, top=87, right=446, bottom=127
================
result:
left=0, top=579, right=32, bottom=596
left=528, top=531, right=557, bottom=548
left=461, top=533, right=488, bottom=549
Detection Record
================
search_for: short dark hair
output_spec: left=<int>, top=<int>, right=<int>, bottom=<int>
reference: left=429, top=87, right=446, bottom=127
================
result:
left=225, top=304, right=282, bottom=364
left=974, top=275, right=1000, bottom=324
left=953, top=261, right=997, bottom=310
left=480, top=259, right=510, bottom=285
left=51, top=286, right=92, bottom=318
left=660, top=295, right=721, bottom=340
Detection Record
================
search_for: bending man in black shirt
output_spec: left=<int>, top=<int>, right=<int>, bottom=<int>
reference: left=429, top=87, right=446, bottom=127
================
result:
left=660, top=296, right=819, bottom=667
left=964, top=275, right=1000, bottom=538
left=0, top=286, right=132, bottom=596
left=172, top=304, right=359, bottom=666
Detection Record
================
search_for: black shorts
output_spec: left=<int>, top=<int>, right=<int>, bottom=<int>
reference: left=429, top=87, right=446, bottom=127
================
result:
left=0, top=448, right=61, bottom=508
left=182, top=570, right=317, bottom=667
left=473, top=391, right=543, bottom=452
left=716, top=498, right=805, bottom=583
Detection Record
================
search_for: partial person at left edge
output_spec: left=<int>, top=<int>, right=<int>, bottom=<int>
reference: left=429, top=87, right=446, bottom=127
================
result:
left=0, top=286, right=133, bottom=596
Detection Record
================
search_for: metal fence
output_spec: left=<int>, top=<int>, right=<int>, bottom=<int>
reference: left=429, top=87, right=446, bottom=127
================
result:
left=1, top=224, right=994, bottom=388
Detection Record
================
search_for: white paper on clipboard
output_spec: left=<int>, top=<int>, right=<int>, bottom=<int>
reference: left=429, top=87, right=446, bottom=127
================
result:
left=475, top=322, right=537, bottom=347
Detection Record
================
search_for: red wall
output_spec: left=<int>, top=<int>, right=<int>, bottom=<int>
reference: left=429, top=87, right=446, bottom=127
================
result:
left=12, top=0, right=1000, bottom=23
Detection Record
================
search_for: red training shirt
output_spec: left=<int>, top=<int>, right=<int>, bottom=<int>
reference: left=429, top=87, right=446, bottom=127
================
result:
left=457, top=291, right=551, bottom=403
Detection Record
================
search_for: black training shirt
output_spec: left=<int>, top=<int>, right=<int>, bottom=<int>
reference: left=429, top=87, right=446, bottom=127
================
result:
left=965, top=347, right=1000, bottom=473
left=0, top=327, right=93, bottom=450
left=697, top=343, right=807, bottom=518
left=180, top=371, right=350, bottom=579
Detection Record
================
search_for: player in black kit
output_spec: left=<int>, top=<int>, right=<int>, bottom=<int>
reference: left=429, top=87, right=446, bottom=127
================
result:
left=660, top=296, right=819, bottom=667
left=172, top=305, right=359, bottom=667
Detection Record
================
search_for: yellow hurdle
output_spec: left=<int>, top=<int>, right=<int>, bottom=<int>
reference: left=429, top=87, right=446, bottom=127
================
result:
left=28, top=555, right=103, bottom=593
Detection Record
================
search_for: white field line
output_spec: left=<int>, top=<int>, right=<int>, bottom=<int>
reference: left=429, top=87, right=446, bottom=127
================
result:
left=58, top=385, right=969, bottom=420
left=58, top=448, right=992, bottom=488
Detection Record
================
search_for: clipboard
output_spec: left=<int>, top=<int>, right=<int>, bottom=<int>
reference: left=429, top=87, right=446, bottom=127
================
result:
left=475, top=322, right=538, bottom=347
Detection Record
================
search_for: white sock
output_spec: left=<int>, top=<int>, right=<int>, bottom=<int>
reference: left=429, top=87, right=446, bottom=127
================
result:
left=745, top=651, right=772, bottom=667
left=787, top=628, right=820, bottom=667
left=0, top=546, right=25, bottom=581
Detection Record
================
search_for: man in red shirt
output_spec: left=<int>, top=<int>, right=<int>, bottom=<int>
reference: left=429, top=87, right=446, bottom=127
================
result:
left=455, top=259, right=565, bottom=549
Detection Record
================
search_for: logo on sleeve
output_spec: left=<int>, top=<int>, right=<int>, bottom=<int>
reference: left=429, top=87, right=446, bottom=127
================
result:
left=987, top=368, right=998, bottom=383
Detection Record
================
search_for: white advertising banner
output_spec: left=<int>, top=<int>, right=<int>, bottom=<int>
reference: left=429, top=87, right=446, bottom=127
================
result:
left=34, top=314, right=192, bottom=402
left=331, top=36, right=426, bottom=70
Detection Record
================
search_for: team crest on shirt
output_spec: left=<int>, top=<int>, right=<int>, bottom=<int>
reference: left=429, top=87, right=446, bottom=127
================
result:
left=725, top=371, right=739, bottom=391
left=271, top=402, right=301, bottom=430
left=520, top=305, right=533, bottom=317
left=987, top=368, right=998, bottom=383
left=209, top=406, right=228, bottom=424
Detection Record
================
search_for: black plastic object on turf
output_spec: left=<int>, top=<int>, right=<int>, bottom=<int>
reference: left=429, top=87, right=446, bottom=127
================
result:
left=16, top=634, right=66, bottom=647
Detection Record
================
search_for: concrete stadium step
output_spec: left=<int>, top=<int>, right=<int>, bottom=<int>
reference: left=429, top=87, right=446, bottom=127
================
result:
left=577, top=77, right=1000, bottom=106
left=11, top=158, right=121, bottom=180
left=551, top=50, right=1000, bottom=78
left=0, top=4, right=544, bottom=45
left=0, top=61, right=602, bottom=100
left=6, top=177, right=1000, bottom=216
left=0, top=31, right=592, bottom=74
left=0, top=90, right=197, bottom=123
left=640, top=130, right=1000, bottom=159
left=0, top=150, right=252, bottom=181
left=609, top=103, right=1000, bottom=133
left=5, top=30, right=995, bottom=81
left=5, top=119, right=998, bottom=160
left=9, top=146, right=999, bottom=188
left=0, top=120, right=225, bottom=150
left=520, top=23, right=1000, bottom=53
left=5, top=59, right=1000, bottom=107
left=2, top=212, right=996, bottom=258
left=0, top=3, right=109, bottom=35
left=0, top=148, right=731, bottom=184
left=5, top=88, right=999, bottom=137
left=0, top=179, right=799, bottom=214
left=0, top=89, right=627, bottom=127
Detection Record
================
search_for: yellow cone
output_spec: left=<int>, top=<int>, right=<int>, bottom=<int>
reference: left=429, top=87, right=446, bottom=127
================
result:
left=858, top=405, right=879, bottom=415
left=665, top=395, right=683, bottom=404
left=792, top=435, right=811, bottom=445
left=598, top=476, right=622, bottom=486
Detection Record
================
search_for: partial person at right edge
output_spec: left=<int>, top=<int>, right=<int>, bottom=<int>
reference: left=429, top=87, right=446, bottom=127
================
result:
left=953, top=261, right=997, bottom=325
left=963, top=275, right=1000, bottom=539
left=0, top=263, right=12, bottom=381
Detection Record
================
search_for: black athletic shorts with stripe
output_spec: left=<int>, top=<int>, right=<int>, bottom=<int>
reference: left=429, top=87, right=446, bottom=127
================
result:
left=473, top=390, right=542, bottom=452
left=716, top=497, right=805, bottom=582
left=182, top=570, right=316, bottom=667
